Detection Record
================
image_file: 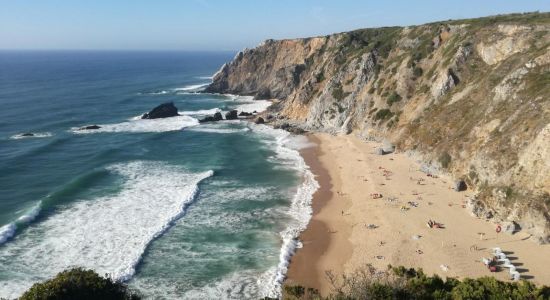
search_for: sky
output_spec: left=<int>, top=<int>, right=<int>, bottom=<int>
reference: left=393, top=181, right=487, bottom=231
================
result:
left=1, top=0, right=549, bottom=51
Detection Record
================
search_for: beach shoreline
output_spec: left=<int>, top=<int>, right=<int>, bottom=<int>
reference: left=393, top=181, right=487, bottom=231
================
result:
left=286, top=132, right=550, bottom=296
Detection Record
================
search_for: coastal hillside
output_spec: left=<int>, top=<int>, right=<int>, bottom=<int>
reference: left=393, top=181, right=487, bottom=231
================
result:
left=206, top=12, right=550, bottom=243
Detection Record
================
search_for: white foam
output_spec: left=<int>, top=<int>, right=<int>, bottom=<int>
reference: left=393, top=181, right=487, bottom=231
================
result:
left=235, top=100, right=272, bottom=114
left=249, top=124, right=320, bottom=298
left=9, top=132, right=53, bottom=140
left=0, top=224, right=16, bottom=245
left=179, top=108, right=221, bottom=116
left=188, top=123, right=250, bottom=134
left=173, top=83, right=209, bottom=92
left=217, top=94, right=271, bottom=113
left=196, top=76, right=214, bottom=80
left=0, top=203, right=42, bottom=246
left=72, top=115, right=199, bottom=134
left=0, top=161, right=213, bottom=299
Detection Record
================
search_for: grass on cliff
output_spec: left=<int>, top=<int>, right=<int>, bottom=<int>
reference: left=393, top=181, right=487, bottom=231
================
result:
left=280, top=265, right=550, bottom=300
left=443, top=11, right=550, bottom=27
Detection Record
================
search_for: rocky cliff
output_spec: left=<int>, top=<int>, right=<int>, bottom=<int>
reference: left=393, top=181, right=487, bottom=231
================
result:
left=206, top=12, right=550, bottom=243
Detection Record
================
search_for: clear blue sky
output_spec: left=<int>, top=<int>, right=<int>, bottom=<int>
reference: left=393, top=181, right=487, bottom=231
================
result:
left=1, top=0, right=549, bottom=51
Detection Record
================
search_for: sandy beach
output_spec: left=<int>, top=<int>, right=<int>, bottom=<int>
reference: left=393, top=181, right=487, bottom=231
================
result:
left=286, top=132, right=550, bottom=296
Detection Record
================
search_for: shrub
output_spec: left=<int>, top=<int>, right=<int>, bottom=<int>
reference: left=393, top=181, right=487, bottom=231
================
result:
left=374, top=109, right=393, bottom=121
left=413, top=66, right=424, bottom=78
left=331, top=83, right=350, bottom=100
left=292, top=265, right=550, bottom=300
left=439, top=152, right=452, bottom=169
left=387, top=92, right=402, bottom=106
left=20, top=268, right=140, bottom=300
left=316, top=71, right=325, bottom=82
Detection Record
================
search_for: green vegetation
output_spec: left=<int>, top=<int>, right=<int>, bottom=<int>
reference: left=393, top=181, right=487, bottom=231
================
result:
left=444, top=11, right=550, bottom=27
left=316, top=71, right=326, bottom=83
left=337, top=27, right=402, bottom=62
left=386, top=92, right=402, bottom=106
left=331, top=83, right=350, bottom=100
left=20, top=268, right=140, bottom=300
left=374, top=109, right=394, bottom=121
left=413, top=66, right=423, bottom=78
left=283, top=265, right=550, bottom=300
left=439, top=152, right=452, bottom=169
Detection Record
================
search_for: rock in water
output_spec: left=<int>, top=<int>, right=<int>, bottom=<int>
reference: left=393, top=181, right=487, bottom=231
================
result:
left=79, top=125, right=101, bottom=130
left=225, top=110, right=238, bottom=120
left=255, top=117, right=265, bottom=124
left=213, top=112, right=223, bottom=121
left=239, top=111, right=253, bottom=116
left=21, top=133, right=34, bottom=137
left=454, top=180, right=467, bottom=192
left=141, top=102, right=179, bottom=119
left=198, top=112, right=223, bottom=123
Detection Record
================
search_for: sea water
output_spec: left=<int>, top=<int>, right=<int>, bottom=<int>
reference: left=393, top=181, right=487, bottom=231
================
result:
left=0, top=51, right=318, bottom=299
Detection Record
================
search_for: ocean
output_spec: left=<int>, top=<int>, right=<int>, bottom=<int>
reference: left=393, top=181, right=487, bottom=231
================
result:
left=0, top=51, right=318, bottom=299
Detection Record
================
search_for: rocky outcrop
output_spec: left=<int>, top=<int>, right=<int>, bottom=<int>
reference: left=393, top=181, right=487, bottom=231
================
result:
left=141, top=102, right=179, bottom=119
left=207, top=12, right=550, bottom=242
left=79, top=125, right=101, bottom=130
left=198, top=112, right=223, bottom=123
left=225, top=110, right=238, bottom=120
left=255, top=117, right=265, bottom=124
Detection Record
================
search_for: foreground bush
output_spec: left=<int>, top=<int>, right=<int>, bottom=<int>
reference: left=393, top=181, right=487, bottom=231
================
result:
left=283, top=265, right=550, bottom=300
left=20, top=268, right=140, bottom=300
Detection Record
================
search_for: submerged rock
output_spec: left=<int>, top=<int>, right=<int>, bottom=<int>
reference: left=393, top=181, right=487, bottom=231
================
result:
left=225, top=110, right=238, bottom=120
left=141, top=102, right=179, bottom=119
left=79, top=125, right=101, bottom=130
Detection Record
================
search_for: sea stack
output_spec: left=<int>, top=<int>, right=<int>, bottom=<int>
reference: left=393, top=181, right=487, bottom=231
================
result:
left=142, top=102, right=179, bottom=119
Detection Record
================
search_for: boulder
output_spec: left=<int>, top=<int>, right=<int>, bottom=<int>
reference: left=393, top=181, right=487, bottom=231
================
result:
left=141, top=102, right=179, bottom=119
left=225, top=110, right=238, bottom=120
left=21, top=133, right=35, bottom=137
left=382, top=142, right=395, bottom=154
left=199, top=112, right=223, bottom=123
left=79, top=125, right=101, bottom=130
left=288, top=127, right=306, bottom=134
left=454, top=180, right=467, bottom=192
left=255, top=117, right=265, bottom=124
left=503, top=221, right=521, bottom=235
left=239, top=111, right=253, bottom=117
left=376, top=148, right=386, bottom=155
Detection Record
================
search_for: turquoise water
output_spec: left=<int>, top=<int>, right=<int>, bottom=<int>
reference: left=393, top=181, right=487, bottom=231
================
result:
left=0, top=51, right=317, bottom=299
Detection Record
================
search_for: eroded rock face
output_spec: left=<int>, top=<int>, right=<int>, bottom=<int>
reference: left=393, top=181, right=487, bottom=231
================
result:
left=207, top=13, right=550, bottom=243
left=142, top=102, right=179, bottom=119
left=476, top=26, right=531, bottom=65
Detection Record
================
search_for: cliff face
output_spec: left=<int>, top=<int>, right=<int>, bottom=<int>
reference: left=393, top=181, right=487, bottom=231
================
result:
left=207, top=13, right=550, bottom=243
